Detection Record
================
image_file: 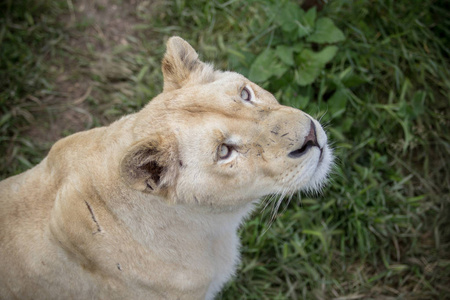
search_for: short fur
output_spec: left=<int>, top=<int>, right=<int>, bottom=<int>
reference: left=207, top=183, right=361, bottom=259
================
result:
left=0, top=37, right=333, bottom=300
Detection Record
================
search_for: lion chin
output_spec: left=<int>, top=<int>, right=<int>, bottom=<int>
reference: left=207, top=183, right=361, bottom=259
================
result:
left=0, top=36, right=333, bottom=300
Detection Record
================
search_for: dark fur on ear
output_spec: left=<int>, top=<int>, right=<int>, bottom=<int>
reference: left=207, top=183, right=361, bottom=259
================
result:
left=120, top=135, right=179, bottom=197
left=161, top=36, right=215, bottom=92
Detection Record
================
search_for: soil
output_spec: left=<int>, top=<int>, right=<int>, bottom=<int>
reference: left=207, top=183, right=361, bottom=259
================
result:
left=28, top=0, right=155, bottom=145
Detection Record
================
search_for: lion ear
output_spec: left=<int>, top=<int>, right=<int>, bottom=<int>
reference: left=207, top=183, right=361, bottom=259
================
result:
left=119, top=135, right=178, bottom=195
left=161, top=36, right=209, bottom=92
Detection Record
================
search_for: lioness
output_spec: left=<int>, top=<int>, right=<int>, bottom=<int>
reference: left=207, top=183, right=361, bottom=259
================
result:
left=0, top=37, right=333, bottom=299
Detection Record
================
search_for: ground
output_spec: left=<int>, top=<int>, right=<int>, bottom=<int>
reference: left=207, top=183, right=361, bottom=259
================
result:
left=26, top=0, right=150, bottom=144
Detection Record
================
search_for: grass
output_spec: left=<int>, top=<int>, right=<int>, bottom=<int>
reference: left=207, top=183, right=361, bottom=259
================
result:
left=1, top=0, right=449, bottom=299
left=0, top=0, right=67, bottom=173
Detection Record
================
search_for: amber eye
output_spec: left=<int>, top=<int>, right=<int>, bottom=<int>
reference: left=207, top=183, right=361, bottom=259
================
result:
left=218, top=144, right=233, bottom=160
left=240, top=87, right=251, bottom=101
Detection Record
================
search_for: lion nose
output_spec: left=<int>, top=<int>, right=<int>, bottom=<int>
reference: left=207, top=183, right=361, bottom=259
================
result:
left=288, top=120, right=320, bottom=158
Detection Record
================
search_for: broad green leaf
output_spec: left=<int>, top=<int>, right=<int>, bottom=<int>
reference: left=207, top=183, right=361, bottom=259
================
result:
left=292, top=43, right=305, bottom=53
left=275, top=45, right=294, bottom=66
left=249, top=49, right=288, bottom=82
left=281, top=85, right=310, bottom=109
left=328, top=89, right=348, bottom=118
left=296, top=8, right=315, bottom=38
left=295, top=65, right=320, bottom=86
left=281, top=85, right=297, bottom=106
left=307, top=17, right=345, bottom=43
left=278, top=2, right=302, bottom=32
left=311, top=46, right=338, bottom=64
left=296, top=46, right=338, bottom=85
left=277, top=2, right=316, bottom=38
left=297, top=85, right=312, bottom=108
left=304, top=6, right=317, bottom=27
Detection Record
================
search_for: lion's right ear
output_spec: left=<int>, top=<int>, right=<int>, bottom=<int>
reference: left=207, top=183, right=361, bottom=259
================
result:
left=161, top=36, right=213, bottom=92
left=119, top=135, right=178, bottom=195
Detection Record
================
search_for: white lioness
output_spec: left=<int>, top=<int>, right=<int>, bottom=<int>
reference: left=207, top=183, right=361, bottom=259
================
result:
left=0, top=37, right=333, bottom=299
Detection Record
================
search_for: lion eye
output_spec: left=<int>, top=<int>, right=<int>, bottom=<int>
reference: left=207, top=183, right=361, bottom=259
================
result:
left=218, top=144, right=233, bottom=160
left=240, top=87, right=251, bottom=101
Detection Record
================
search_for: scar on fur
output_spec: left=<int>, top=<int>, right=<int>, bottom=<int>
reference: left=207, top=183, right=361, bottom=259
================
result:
left=84, top=201, right=101, bottom=234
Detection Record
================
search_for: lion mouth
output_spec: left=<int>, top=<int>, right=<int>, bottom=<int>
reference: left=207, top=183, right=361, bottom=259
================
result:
left=319, top=147, right=324, bottom=163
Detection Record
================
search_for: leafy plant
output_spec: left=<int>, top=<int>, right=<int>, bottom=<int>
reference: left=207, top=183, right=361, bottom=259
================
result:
left=246, top=2, right=344, bottom=86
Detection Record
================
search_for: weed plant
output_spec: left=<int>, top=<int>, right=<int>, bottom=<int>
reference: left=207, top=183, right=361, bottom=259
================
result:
left=1, top=0, right=449, bottom=298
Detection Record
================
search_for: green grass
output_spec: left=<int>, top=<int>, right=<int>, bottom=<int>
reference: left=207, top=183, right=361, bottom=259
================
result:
left=0, top=0, right=67, bottom=174
left=1, top=0, right=449, bottom=298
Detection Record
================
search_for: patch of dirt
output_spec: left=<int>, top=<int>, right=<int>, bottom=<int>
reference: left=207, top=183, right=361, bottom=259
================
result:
left=28, top=0, right=159, bottom=145
left=65, top=0, right=141, bottom=52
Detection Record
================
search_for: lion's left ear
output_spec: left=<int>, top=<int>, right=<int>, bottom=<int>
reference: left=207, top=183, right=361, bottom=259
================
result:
left=161, top=36, right=213, bottom=92
left=119, top=135, right=179, bottom=195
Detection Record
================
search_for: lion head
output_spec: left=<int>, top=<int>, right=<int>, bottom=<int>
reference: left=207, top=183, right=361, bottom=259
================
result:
left=120, top=37, right=333, bottom=208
